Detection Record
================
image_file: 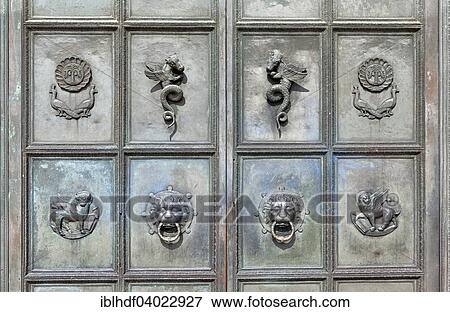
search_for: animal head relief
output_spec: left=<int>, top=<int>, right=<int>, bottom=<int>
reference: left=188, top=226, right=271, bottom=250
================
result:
left=145, top=54, right=186, bottom=141
left=257, top=187, right=309, bottom=244
left=50, top=56, right=98, bottom=120
left=352, top=58, right=399, bottom=120
left=266, top=50, right=308, bottom=138
left=49, top=191, right=100, bottom=240
left=143, top=185, right=195, bottom=245
left=351, top=188, right=402, bottom=237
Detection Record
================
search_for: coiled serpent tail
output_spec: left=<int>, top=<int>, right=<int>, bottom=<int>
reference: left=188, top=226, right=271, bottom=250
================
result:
left=266, top=78, right=292, bottom=137
left=160, top=84, right=183, bottom=129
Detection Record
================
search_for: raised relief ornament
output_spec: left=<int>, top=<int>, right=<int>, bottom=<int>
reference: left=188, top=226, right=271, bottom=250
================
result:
left=266, top=50, right=308, bottom=138
left=143, top=185, right=195, bottom=245
left=352, top=58, right=399, bottom=120
left=257, top=187, right=309, bottom=244
left=49, top=191, right=100, bottom=240
left=50, top=56, right=97, bottom=120
left=358, top=58, right=393, bottom=93
left=56, top=56, right=92, bottom=92
left=351, top=188, right=402, bottom=237
left=145, top=54, right=186, bottom=140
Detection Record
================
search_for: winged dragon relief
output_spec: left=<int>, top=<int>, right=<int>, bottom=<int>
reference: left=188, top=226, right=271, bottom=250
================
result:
left=266, top=50, right=308, bottom=138
left=145, top=54, right=186, bottom=140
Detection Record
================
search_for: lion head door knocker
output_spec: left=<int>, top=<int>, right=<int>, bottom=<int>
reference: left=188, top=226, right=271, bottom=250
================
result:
left=351, top=188, right=402, bottom=237
left=257, top=187, right=309, bottom=244
left=352, top=58, right=400, bottom=120
left=145, top=54, right=186, bottom=141
left=49, top=191, right=100, bottom=240
left=49, top=56, right=98, bottom=120
left=143, top=185, right=195, bottom=245
left=266, top=50, right=308, bottom=138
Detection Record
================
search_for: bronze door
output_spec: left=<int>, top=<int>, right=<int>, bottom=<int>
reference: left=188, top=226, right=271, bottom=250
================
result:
left=0, top=0, right=444, bottom=291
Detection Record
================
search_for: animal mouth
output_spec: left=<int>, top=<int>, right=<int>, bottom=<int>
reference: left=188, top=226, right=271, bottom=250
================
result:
left=272, top=221, right=295, bottom=243
left=158, top=223, right=181, bottom=244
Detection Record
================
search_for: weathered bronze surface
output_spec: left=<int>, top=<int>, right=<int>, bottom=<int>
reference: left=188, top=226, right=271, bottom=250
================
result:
left=0, top=0, right=445, bottom=293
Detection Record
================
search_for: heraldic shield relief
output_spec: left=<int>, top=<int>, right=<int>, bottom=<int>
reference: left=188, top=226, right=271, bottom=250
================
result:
left=257, top=187, right=309, bottom=244
left=49, top=191, right=101, bottom=240
left=351, top=188, right=402, bottom=237
left=352, top=58, right=400, bottom=120
left=50, top=56, right=98, bottom=120
left=143, top=185, right=195, bottom=245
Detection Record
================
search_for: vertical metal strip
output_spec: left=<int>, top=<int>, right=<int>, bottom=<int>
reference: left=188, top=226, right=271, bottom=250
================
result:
left=0, top=0, right=8, bottom=292
left=8, top=0, right=23, bottom=291
left=440, top=0, right=449, bottom=292
left=423, top=0, right=441, bottom=291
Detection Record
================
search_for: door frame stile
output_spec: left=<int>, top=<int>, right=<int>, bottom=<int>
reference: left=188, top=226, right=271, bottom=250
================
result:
left=440, top=0, right=449, bottom=292
left=6, top=0, right=23, bottom=292
left=217, top=0, right=228, bottom=292
left=225, top=0, right=236, bottom=292
left=0, top=0, right=8, bottom=292
left=424, top=0, right=442, bottom=291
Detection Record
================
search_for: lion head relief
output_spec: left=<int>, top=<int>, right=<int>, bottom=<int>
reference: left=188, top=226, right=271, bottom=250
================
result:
left=144, top=185, right=195, bottom=245
left=258, top=187, right=309, bottom=244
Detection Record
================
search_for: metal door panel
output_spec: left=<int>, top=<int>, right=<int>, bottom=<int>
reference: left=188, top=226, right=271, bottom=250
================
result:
left=127, top=0, right=213, bottom=19
left=238, top=157, right=324, bottom=269
left=30, top=32, right=115, bottom=145
left=126, top=157, right=213, bottom=270
left=335, top=157, right=419, bottom=269
left=335, top=33, right=419, bottom=144
left=238, top=0, right=323, bottom=20
left=127, top=32, right=213, bottom=144
left=239, top=281, right=323, bottom=292
left=0, top=0, right=444, bottom=292
left=29, top=284, right=115, bottom=292
left=29, top=0, right=115, bottom=19
left=335, top=280, right=417, bottom=292
left=335, top=0, right=419, bottom=20
left=239, top=33, right=323, bottom=143
left=29, top=158, right=116, bottom=272
left=128, top=283, right=212, bottom=292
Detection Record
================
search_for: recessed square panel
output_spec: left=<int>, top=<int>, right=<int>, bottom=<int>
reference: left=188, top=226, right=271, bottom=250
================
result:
left=127, top=32, right=213, bottom=143
left=238, top=157, right=324, bottom=270
left=30, top=32, right=115, bottom=144
left=336, top=0, right=417, bottom=20
left=239, top=281, right=323, bottom=292
left=128, top=0, right=212, bottom=19
left=239, top=34, right=323, bottom=143
left=128, top=283, right=212, bottom=292
left=127, top=158, right=212, bottom=270
left=30, top=0, right=114, bottom=19
left=335, top=280, right=417, bottom=292
left=336, top=157, right=419, bottom=269
left=239, top=0, right=322, bottom=20
left=29, top=158, right=115, bottom=272
left=335, top=33, right=418, bottom=144
left=30, top=283, right=115, bottom=292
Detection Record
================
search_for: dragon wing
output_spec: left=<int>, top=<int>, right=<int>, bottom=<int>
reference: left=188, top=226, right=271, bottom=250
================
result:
left=145, top=63, right=169, bottom=82
left=281, top=64, right=308, bottom=84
